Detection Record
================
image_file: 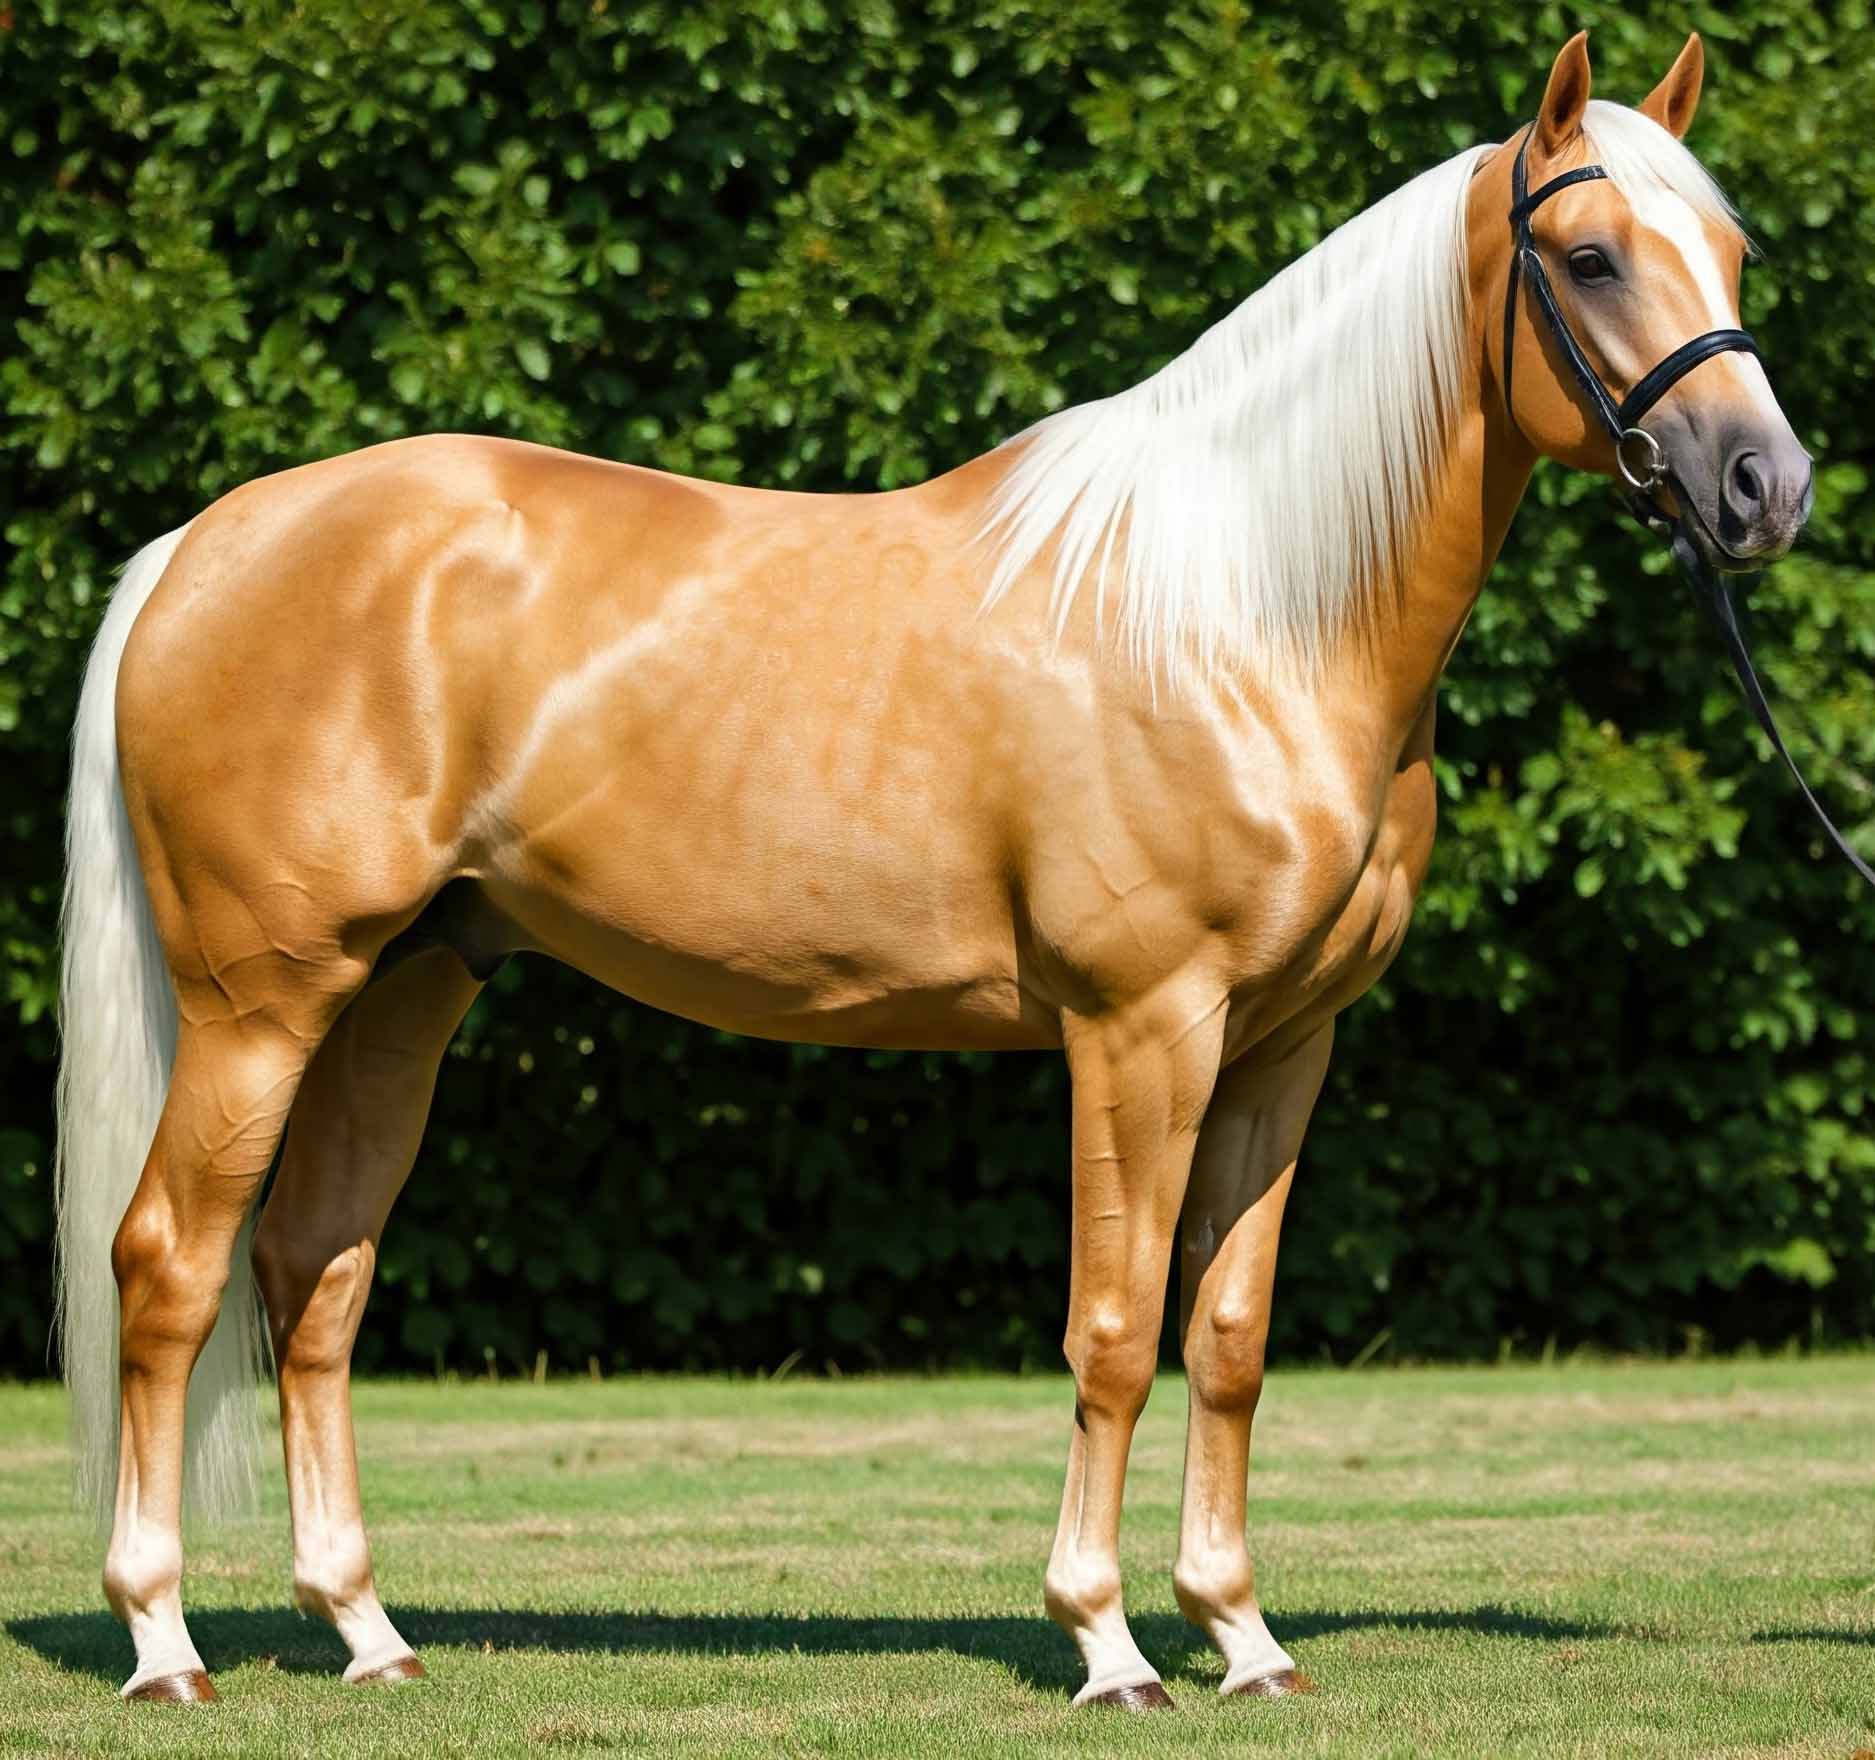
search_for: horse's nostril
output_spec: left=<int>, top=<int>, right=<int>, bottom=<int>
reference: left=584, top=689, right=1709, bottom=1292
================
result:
left=1730, top=451, right=1766, bottom=511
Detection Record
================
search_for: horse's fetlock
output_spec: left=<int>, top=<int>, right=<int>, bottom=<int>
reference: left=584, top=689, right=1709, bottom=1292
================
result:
left=1045, top=1556, right=1123, bottom=1632
left=104, top=1528, right=183, bottom=1621
left=1173, top=1547, right=1254, bottom=1626
left=294, top=1546, right=375, bottom=1626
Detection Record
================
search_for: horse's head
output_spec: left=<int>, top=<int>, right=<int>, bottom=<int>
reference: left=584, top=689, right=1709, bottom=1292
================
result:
left=1477, top=31, right=1811, bottom=570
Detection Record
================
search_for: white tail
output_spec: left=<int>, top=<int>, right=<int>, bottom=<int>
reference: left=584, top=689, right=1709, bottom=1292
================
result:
left=55, top=526, right=268, bottom=1526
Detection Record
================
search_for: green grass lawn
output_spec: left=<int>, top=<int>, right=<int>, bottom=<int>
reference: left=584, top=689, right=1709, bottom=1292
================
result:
left=1, top=1360, right=1871, bottom=1758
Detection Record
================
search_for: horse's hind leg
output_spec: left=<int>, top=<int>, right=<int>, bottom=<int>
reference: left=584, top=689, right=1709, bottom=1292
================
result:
left=1173, top=1027, right=1331, bottom=1698
left=251, top=947, right=480, bottom=1683
left=107, top=1006, right=332, bottom=1701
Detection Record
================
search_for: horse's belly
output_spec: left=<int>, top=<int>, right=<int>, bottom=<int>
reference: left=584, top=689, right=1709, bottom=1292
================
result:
left=480, top=835, right=1059, bottom=1052
left=493, top=887, right=1057, bottom=1050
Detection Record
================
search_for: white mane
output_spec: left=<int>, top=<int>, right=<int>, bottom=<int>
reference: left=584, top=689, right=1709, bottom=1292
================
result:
left=977, top=103, right=1744, bottom=686
left=978, top=146, right=1488, bottom=686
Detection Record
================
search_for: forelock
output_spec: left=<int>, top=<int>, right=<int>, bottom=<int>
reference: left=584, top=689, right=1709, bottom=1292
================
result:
left=1580, top=99, right=1753, bottom=256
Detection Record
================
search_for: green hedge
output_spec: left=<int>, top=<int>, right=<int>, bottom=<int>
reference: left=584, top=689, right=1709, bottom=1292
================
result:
left=4, top=1, right=1874, bottom=1376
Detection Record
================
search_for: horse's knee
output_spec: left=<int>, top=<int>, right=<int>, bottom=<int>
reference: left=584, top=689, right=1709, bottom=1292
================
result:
left=1065, top=1304, right=1160, bottom=1424
left=1183, top=1294, right=1269, bottom=1414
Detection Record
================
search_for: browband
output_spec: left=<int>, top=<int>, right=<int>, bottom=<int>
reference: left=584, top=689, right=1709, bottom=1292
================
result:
left=1509, top=163, right=1608, bottom=225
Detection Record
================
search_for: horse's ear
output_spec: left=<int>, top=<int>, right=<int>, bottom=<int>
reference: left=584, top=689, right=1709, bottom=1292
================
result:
left=1536, top=32, right=1593, bottom=156
left=1640, top=33, right=1703, bottom=139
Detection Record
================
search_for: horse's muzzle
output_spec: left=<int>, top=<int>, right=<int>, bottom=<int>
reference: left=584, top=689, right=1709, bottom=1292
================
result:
left=1697, top=425, right=1814, bottom=566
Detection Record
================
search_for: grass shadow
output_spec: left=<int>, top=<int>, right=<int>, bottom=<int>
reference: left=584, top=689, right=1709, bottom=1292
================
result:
left=8, top=1602, right=1617, bottom=1694
left=1751, top=1627, right=1875, bottom=1646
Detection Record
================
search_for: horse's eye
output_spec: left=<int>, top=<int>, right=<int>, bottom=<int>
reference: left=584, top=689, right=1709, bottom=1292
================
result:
left=1569, top=247, right=1616, bottom=285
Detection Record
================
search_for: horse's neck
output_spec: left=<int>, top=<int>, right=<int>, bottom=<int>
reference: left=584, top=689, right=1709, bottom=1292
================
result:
left=938, top=379, right=1536, bottom=749
left=1338, top=398, right=1537, bottom=742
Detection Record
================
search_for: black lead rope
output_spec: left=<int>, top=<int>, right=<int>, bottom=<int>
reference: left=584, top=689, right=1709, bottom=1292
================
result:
left=1667, top=532, right=1875, bottom=892
left=1504, top=123, right=1875, bottom=894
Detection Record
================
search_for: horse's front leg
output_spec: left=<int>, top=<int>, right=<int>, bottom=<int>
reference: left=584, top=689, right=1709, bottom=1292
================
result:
left=1173, top=1024, right=1332, bottom=1697
left=1046, top=987, right=1227, bottom=1709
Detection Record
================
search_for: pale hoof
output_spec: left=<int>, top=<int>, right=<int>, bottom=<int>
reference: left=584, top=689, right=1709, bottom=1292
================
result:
left=346, top=1654, right=426, bottom=1686
left=1083, top=1679, right=1175, bottom=1710
left=1223, top=1666, right=1315, bottom=1699
left=124, top=1669, right=218, bottom=1704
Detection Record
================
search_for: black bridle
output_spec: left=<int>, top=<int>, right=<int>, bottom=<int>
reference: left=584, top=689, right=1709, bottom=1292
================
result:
left=1504, top=123, right=1875, bottom=892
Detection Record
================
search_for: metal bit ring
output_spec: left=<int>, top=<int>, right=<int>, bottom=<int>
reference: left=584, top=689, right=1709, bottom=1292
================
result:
left=1616, top=426, right=1666, bottom=493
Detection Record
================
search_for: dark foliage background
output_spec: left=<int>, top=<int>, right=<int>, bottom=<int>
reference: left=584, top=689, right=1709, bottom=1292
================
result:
left=3, top=1, right=1873, bottom=1377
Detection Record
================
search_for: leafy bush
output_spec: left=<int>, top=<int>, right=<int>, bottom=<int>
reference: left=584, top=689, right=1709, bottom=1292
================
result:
left=3, top=1, right=1873, bottom=1375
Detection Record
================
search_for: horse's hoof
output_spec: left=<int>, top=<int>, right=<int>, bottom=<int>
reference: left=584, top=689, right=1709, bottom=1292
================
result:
left=1224, top=1667, right=1316, bottom=1699
left=125, top=1670, right=218, bottom=1704
left=1084, top=1679, right=1175, bottom=1710
left=347, top=1654, right=426, bottom=1686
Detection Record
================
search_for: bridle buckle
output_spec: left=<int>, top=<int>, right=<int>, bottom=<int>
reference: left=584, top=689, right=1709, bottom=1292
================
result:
left=1616, top=426, right=1665, bottom=494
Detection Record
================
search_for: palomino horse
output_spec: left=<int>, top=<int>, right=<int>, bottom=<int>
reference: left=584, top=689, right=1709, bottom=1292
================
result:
left=56, top=31, right=1810, bottom=1707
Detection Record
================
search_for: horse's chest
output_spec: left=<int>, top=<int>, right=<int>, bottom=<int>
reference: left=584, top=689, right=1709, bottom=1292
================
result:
left=1219, top=740, right=1438, bottom=1057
